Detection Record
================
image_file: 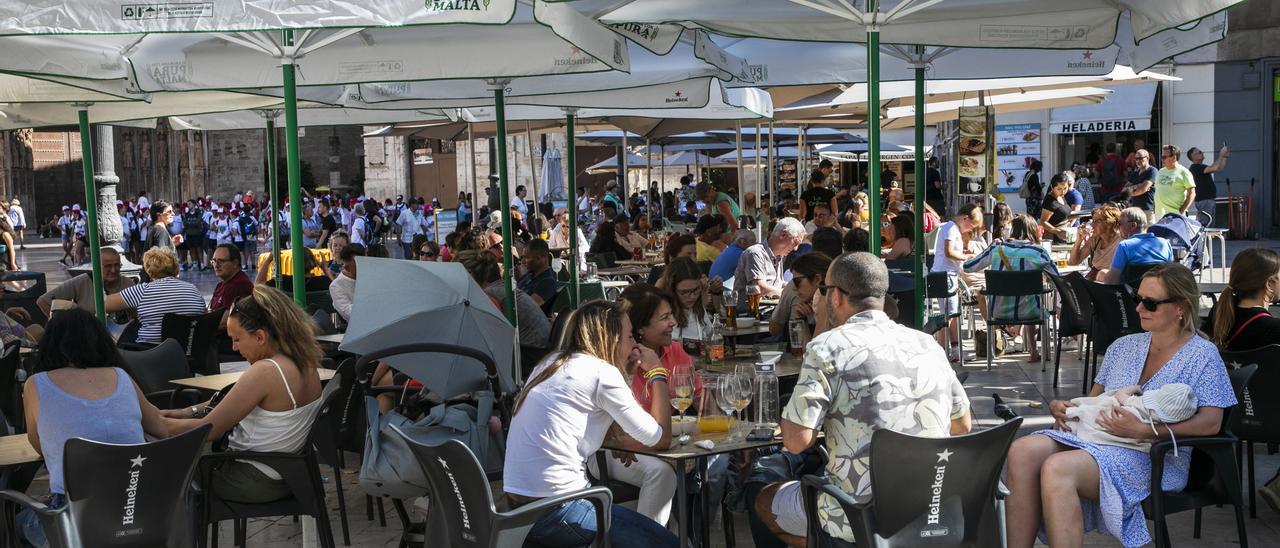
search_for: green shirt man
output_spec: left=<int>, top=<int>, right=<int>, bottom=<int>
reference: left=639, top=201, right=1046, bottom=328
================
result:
left=1154, top=162, right=1195, bottom=218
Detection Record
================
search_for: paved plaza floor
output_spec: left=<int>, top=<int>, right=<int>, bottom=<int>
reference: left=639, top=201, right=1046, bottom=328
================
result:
left=11, top=237, right=1280, bottom=546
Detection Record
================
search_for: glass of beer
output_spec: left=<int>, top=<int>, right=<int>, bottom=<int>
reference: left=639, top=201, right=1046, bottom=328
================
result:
left=722, top=289, right=737, bottom=324
left=746, top=286, right=762, bottom=318
left=788, top=319, right=807, bottom=357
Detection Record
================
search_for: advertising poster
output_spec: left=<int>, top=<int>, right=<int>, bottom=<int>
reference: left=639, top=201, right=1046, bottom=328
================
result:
left=433, top=209, right=457, bottom=245
left=995, top=123, right=1042, bottom=192
left=956, top=106, right=992, bottom=196
left=777, top=159, right=797, bottom=191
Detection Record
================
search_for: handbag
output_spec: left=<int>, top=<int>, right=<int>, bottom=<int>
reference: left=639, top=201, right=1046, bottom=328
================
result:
left=1018, top=172, right=1035, bottom=200
left=359, top=391, right=495, bottom=499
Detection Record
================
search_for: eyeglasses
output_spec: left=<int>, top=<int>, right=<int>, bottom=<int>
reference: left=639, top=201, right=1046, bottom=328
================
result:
left=1135, top=295, right=1177, bottom=312
left=676, top=287, right=702, bottom=297
left=817, top=283, right=844, bottom=297
left=210, top=257, right=233, bottom=265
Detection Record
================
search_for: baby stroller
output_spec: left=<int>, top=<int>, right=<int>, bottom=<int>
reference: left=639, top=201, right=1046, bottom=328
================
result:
left=1149, top=213, right=1207, bottom=274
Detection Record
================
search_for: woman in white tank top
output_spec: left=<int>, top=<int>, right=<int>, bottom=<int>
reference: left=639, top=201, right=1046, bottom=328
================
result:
left=159, top=285, right=325, bottom=503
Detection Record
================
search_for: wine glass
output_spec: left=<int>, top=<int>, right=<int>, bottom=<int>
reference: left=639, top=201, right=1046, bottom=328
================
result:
left=669, top=363, right=695, bottom=420
left=726, top=373, right=754, bottom=441
left=714, top=377, right=739, bottom=440
left=734, top=364, right=757, bottom=430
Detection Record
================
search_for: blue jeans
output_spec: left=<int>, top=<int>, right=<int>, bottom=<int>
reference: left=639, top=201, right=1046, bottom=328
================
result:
left=524, top=498, right=676, bottom=548
left=17, top=493, right=65, bottom=548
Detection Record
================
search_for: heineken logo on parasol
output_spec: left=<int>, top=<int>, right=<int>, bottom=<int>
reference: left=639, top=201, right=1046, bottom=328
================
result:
left=428, top=0, right=489, bottom=10
left=665, top=90, right=689, bottom=104
left=1067, top=51, right=1105, bottom=69
left=555, top=46, right=600, bottom=67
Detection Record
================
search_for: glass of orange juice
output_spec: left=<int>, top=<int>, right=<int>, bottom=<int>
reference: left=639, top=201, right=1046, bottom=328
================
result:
left=696, top=372, right=730, bottom=435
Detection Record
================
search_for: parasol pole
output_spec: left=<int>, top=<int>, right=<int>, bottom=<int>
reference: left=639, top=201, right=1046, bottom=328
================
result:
left=564, top=110, right=580, bottom=308
left=282, top=29, right=306, bottom=306
left=912, top=46, right=928, bottom=328
left=491, top=81, right=517, bottom=324
left=74, top=107, right=104, bottom=321
left=867, top=0, right=883, bottom=255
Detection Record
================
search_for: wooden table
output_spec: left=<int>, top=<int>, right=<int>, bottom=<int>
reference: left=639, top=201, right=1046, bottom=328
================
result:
left=171, top=368, right=336, bottom=391
left=1200, top=282, right=1228, bottom=296
left=0, top=434, right=40, bottom=467
left=615, top=258, right=663, bottom=267
left=712, top=354, right=803, bottom=378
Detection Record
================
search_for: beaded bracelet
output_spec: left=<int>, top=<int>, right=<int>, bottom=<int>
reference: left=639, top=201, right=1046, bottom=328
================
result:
left=643, top=367, right=671, bottom=381
left=645, top=374, right=669, bottom=386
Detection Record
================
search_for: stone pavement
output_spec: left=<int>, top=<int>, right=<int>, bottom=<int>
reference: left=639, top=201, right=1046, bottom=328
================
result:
left=10, top=236, right=1280, bottom=546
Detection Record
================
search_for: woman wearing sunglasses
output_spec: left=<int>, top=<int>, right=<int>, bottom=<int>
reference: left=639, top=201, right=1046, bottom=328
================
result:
left=1005, top=263, right=1235, bottom=548
left=768, top=252, right=833, bottom=342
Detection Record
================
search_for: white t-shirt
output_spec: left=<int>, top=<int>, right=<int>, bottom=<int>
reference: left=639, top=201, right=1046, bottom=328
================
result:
left=674, top=309, right=706, bottom=342
left=350, top=217, right=368, bottom=246
left=503, top=353, right=663, bottom=498
left=930, top=220, right=964, bottom=273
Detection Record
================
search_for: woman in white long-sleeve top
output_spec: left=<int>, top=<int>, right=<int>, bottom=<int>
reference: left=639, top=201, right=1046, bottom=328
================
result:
left=503, top=300, right=677, bottom=548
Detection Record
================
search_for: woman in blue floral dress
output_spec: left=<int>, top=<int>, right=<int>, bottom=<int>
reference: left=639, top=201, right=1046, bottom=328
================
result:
left=1005, top=263, right=1236, bottom=548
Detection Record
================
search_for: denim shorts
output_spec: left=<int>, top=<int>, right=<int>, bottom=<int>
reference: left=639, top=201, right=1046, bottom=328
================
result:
left=17, top=493, right=66, bottom=548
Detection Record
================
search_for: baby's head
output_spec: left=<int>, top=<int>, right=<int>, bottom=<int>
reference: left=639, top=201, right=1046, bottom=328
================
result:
left=1136, top=384, right=1197, bottom=424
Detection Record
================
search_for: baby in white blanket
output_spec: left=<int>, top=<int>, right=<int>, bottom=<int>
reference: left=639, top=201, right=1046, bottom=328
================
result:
left=1064, top=383, right=1197, bottom=451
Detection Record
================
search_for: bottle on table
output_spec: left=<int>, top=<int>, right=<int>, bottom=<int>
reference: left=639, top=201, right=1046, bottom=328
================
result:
left=754, top=362, right=780, bottom=430
left=705, top=314, right=725, bottom=366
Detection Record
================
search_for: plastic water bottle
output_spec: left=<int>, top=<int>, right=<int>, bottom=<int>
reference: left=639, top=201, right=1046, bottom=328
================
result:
left=755, top=362, right=780, bottom=429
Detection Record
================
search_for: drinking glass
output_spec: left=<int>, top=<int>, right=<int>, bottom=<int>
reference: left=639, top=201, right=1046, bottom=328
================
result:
left=669, top=363, right=695, bottom=419
left=746, top=285, right=762, bottom=318
left=733, top=364, right=758, bottom=431
left=722, top=289, right=738, bottom=324
left=714, top=378, right=739, bottom=440
left=720, top=373, right=753, bottom=441
left=586, top=263, right=598, bottom=281
left=696, top=372, right=730, bottom=435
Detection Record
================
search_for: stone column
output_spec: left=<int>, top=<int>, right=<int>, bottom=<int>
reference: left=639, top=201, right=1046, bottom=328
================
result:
left=94, top=125, right=122, bottom=247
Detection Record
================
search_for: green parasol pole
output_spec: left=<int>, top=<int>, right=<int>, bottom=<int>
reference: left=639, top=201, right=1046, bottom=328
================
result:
left=867, top=0, right=882, bottom=256
left=565, top=110, right=580, bottom=308
left=493, top=83, right=517, bottom=324
left=912, top=47, right=927, bottom=329
left=282, top=30, right=306, bottom=307
left=265, top=117, right=282, bottom=283
left=75, top=108, right=105, bottom=321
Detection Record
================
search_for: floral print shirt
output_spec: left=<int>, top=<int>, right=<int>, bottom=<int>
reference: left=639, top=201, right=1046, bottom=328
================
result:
left=782, top=310, right=970, bottom=542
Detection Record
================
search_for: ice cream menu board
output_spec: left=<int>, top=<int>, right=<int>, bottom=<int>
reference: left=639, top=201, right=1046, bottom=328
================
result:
left=956, top=106, right=992, bottom=196
left=777, top=159, right=797, bottom=191
left=995, top=123, right=1041, bottom=191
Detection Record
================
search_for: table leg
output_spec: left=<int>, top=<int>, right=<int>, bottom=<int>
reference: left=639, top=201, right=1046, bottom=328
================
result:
left=699, top=455, right=711, bottom=548
left=676, top=461, right=689, bottom=548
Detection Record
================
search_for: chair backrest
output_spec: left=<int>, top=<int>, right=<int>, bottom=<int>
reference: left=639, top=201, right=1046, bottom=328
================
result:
left=579, top=281, right=606, bottom=303
left=549, top=311, right=571, bottom=349
left=1050, top=272, right=1092, bottom=338
left=393, top=436, right=497, bottom=548
left=0, top=341, right=21, bottom=427
left=884, top=258, right=914, bottom=273
left=118, top=339, right=190, bottom=395
left=1079, top=280, right=1143, bottom=356
left=981, top=270, right=1045, bottom=297
left=1122, top=262, right=1159, bottom=290
left=309, top=309, right=337, bottom=335
left=60, top=424, right=210, bottom=548
left=1220, top=347, right=1277, bottom=440
left=306, top=290, right=337, bottom=315
left=306, top=376, right=348, bottom=468
left=158, top=310, right=225, bottom=376
left=696, top=260, right=713, bottom=276
left=645, top=265, right=665, bottom=285
left=924, top=272, right=955, bottom=299
left=863, top=418, right=1023, bottom=547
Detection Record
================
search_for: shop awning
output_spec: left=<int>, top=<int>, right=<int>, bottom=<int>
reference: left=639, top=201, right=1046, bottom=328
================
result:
left=1049, top=83, right=1157, bottom=134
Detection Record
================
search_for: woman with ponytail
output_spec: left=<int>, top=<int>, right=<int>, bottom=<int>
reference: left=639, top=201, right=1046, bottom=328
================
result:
left=160, top=285, right=326, bottom=503
left=1205, top=247, right=1280, bottom=351
left=504, top=300, right=677, bottom=547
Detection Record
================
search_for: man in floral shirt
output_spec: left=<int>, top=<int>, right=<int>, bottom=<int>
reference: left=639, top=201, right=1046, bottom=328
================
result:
left=752, top=252, right=972, bottom=546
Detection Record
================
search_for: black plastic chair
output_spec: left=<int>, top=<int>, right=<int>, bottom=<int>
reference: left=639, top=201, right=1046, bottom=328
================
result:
left=396, top=436, right=613, bottom=548
left=1122, top=262, right=1161, bottom=291
left=1080, top=280, right=1144, bottom=394
left=160, top=310, right=226, bottom=376
left=981, top=270, right=1053, bottom=371
left=925, top=272, right=963, bottom=367
left=1220, top=345, right=1280, bottom=519
left=0, top=424, right=210, bottom=548
left=1142, top=364, right=1256, bottom=548
left=310, top=309, right=337, bottom=336
left=587, top=252, right=617, bottom=269
left=0, top=341, right=23, bottom=430
left=549, top=310, right=571, bottom=349
left=119, top=339, right=202, bottom=409
left=800, top=418, right=1022, bottom=547
left=196, top=379, right=344, bottom=548
left=1048, top=272, right=1094, bottom=388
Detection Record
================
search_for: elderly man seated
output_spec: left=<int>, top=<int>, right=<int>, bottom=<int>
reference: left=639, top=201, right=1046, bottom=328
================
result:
left=38, top=247, right=135, bottom=318
left=748, top=252, right=972, bottom=547
left=733, top=217, right=805, bottom=306
left=1101, top=206, right=1173, bottom=286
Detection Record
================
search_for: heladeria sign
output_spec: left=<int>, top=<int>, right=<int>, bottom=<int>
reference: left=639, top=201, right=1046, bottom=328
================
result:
left=1050, top=118, right=1151, bottom=134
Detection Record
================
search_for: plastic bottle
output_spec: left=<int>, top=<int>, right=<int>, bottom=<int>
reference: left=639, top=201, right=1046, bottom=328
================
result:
left=755, top=361, right=780, bottom=429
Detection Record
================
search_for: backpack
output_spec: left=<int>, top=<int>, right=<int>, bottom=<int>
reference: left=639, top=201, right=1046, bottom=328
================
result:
left=238, top=214, right=258, bottom=237
left=182, top=209, right=204, bottom=236
left=1098, top=155, right=1123, bottom=192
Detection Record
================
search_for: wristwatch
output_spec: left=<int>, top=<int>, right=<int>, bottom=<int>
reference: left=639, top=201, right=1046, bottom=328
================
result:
left=190, top=406, right=201, bottom=418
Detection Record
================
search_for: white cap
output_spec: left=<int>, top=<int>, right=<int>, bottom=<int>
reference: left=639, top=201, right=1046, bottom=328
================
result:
left=72, top=204, right=81, bottom=211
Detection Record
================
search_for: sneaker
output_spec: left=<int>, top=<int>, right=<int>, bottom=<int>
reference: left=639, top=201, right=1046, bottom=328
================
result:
left=947, top=345, right=962, bottom=363
left=1261, top=477, right=1280, bottom=516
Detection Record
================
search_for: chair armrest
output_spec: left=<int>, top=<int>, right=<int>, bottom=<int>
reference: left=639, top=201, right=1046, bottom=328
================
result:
left=1149, top=434, right=1237, bottom=456
left=996, top=480, right=1010, bottom=500
left=800, top=475, right=869, bottom=544
left=498, top=487, right=613, bottom=547
left=0, top=490, right=52, bottom=515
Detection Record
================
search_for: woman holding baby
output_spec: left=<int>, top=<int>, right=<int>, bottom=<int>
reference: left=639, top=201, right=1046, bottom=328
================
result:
left=1005, top=263, right=1237, bottom=548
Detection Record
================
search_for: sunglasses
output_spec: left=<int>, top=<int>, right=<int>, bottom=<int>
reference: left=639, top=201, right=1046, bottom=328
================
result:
left=817, top=283, right=844, bottom=297
left=1135, top=295, right=1177, bottom=312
